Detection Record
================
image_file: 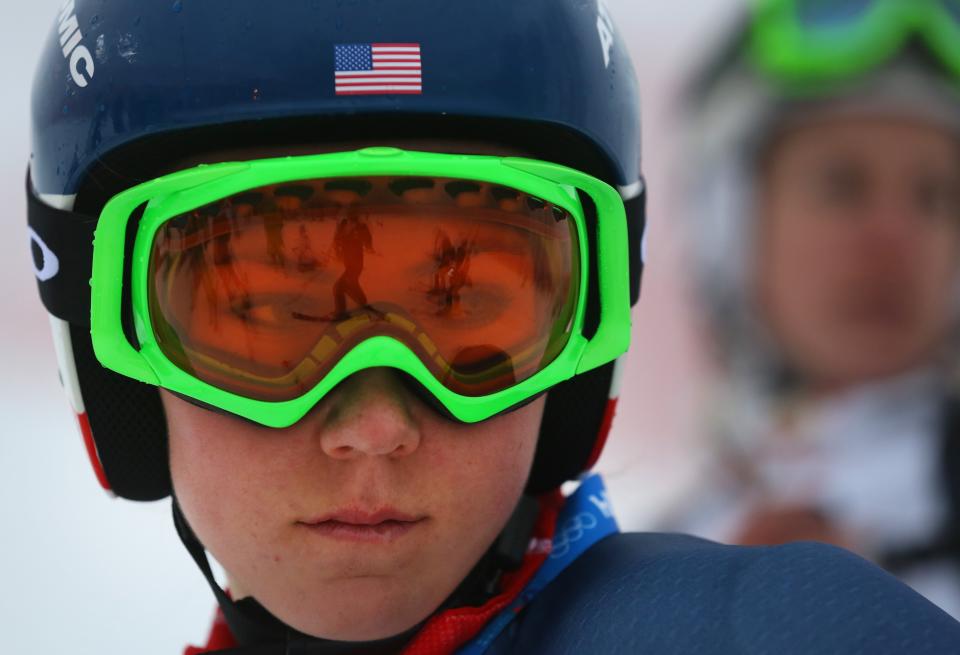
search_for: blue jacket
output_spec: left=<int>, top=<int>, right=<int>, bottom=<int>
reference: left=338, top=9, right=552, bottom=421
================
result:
left=195, top=477, right=960, bottom=654
left=487, top=532, right=960, bottom=654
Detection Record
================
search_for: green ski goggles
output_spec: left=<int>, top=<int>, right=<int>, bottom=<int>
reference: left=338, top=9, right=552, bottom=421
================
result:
left=749, top=0, right=960, bottom=83
left=90, top=148, right=631, bottom=428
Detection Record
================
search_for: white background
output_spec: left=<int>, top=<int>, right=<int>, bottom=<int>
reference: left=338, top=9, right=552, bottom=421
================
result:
left=0, top=2, right=738, bottom=652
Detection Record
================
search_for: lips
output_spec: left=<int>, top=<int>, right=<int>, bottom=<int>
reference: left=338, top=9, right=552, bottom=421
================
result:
left=297, top=508, right=427, bottom=543
left=837, top=289, right=913, bottom=329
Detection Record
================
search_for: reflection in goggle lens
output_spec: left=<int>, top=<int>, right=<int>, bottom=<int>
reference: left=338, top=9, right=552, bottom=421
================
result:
left=149, top=176, right=581, bottom=401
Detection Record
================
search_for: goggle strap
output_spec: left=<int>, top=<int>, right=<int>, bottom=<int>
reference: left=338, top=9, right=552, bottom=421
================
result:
left=26, top=170, right=96, bottom=326
left=624, top=183, right=646, bottom=306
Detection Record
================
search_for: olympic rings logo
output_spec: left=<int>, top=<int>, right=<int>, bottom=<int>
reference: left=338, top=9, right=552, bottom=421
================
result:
left=550, top=511, right=598, bottom=559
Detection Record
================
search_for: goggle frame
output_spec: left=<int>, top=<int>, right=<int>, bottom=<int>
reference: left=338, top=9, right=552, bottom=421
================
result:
left=749, top=0, right=960, bottom=87
left=90, top=148, right=632, bottom=427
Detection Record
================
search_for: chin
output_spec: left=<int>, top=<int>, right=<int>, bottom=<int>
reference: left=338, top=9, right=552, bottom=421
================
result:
left=800, top=348, right=929, bottom=390
left=272, top=578, right=441, bottom=641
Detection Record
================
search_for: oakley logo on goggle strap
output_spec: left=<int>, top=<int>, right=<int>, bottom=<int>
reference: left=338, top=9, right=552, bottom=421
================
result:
left=29, top=227, right=60, bottom=282
left=57, top=0, right=95, bottom=89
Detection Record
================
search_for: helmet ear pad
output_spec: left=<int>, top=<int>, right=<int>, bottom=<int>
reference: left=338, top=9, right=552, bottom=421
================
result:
left=526, top=361, right=615, bottom=495
left=70, top=322, right=171, bottom=501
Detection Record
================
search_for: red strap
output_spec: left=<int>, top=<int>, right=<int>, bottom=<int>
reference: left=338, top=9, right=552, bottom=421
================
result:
left=184, top=607, right=238, bottom=654
left=185, top=493, right=563, bottom=655
left=584, top=398, right=618, bottom=470
left=77, top=412, right=111, bottom=492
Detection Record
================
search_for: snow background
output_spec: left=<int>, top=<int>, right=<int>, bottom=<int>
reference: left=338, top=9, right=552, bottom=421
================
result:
left=0, top=2, right=738, bottom=652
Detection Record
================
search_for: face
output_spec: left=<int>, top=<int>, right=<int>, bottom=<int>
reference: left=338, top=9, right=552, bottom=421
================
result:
left=164, top=379, right=543, bottom=640
left=164, top=140, right=547, bottom=641
left=755, top=117, right=960, bottom=388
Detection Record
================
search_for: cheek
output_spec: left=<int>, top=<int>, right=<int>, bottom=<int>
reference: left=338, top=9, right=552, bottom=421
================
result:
left=422, top=398, right=543, bottom=547
left=164, top=394, right=283, bottom=561
left=756, top=210, right=825, bottom=329
left=756, top=178, right=870, bottom=315
left=913, top=234, right=960, bottom=327
left=920, top=230, right=960, bottom=286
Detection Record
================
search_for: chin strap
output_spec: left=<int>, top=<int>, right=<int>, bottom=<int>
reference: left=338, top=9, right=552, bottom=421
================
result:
left=173, top=492, right=548, bottom=654
left=172, top=499, right=297, bottom=647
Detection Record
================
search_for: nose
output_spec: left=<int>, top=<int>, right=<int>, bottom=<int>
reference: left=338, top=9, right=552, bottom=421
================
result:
left=315, top=369, right=423, bottom=460
left=869, top=205, right=914, bottom=238
left=858, top=195, right=918, bottom=262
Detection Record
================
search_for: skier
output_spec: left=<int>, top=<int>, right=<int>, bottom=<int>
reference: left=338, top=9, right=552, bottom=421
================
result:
left=26, top=1, right=960, bottom=653
left=666, top=0, right=960, bottom=618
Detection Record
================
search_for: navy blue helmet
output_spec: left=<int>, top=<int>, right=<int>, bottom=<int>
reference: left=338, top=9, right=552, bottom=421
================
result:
left=28, top=0, right=644, bottom=500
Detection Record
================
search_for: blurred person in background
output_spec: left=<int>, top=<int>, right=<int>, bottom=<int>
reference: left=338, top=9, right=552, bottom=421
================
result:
left=664, top=0, right=960, bottom=617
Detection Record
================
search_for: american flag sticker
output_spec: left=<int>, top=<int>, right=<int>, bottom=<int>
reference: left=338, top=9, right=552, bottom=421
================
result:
left=335, top=43, right=423, bottom=95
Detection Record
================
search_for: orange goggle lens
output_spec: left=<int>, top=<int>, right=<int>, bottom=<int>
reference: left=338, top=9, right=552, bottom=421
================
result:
left=148, top=175, right=581, bottom=401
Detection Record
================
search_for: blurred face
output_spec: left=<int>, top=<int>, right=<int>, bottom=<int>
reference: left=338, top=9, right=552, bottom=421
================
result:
left=756, top=117, right=960, bottom=388
left=164, top=140, right=546, bottom=641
